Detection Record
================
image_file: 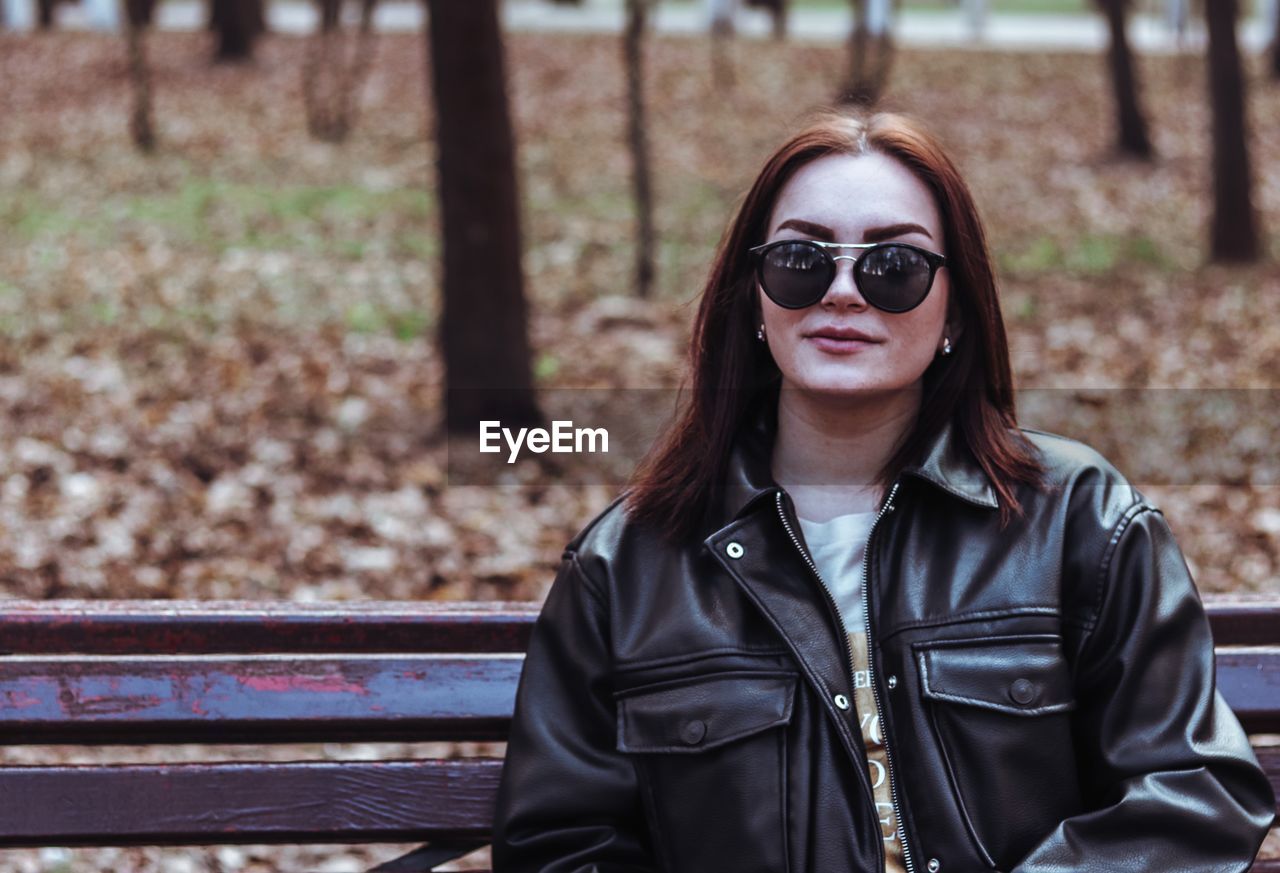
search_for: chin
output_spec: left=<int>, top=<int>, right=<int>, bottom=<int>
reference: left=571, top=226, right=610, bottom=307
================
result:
left=793, top=379, right=893, bottom=399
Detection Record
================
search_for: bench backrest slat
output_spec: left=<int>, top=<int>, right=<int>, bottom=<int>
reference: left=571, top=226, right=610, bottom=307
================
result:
left=0, top=759, right=502, bottom=848
left=0, top=654, right=521, bottom=744
left=1216, top=650, right=1280, bottom=734
left=3, top=649, right=1275, bottom=742
left=0, top=595, right=1272, bottom=653
left=0, top=601, right=539, bottom=655
left=3, top=750, right=1275, bottom=850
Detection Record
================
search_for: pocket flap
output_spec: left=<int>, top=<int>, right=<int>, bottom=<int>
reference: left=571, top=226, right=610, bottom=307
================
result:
left=615, top=671, right=798, bottom=754
left=917, top=635, right=1076, bottom=716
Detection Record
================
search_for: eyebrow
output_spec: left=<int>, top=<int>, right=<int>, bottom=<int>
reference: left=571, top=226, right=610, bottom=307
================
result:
left=775, top=218, right=934, bottom=242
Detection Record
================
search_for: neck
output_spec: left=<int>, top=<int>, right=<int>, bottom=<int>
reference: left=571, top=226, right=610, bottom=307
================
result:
left=770, top=382, right=921, bottom=520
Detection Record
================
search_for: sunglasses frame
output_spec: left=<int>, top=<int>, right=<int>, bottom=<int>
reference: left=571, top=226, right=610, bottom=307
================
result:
left=748, top=238, right=948, bottom=313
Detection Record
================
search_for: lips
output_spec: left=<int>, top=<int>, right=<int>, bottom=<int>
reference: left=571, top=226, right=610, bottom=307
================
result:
left=804, top=326, right=883, bottom=343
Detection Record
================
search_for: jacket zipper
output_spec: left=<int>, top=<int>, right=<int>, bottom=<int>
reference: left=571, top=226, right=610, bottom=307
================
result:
left=774, top=481, right=914, bottom=873
left=858, top=480, right=916, bottom=873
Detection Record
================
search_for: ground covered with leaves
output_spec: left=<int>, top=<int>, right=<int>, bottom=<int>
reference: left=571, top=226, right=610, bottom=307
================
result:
left=1, top=25, right=1279, bottom=871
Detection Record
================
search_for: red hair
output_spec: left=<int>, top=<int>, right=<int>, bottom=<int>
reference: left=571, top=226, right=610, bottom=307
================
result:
left=623, top=107, right=1045, bottom=542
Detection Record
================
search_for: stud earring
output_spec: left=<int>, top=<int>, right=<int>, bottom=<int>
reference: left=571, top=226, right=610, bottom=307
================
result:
left=756, top=324, right=766, bottom=343
left=941, top=336, right=953, bottom=356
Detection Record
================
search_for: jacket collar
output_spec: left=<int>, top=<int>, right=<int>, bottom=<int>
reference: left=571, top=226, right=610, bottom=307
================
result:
left=718, top=397, right=999, bottom=529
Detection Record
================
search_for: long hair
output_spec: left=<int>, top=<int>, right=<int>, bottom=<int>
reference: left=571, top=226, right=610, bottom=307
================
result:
left=623, top=107, right=1045, bottom=543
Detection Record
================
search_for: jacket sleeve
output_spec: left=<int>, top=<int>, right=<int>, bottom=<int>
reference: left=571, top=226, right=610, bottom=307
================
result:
left=491, top=550, right=661, bottom=873
left=1010, top=504, right=1277, bottom=872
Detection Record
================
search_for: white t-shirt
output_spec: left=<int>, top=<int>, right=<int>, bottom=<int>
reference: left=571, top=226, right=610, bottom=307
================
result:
left=795, top=510, right=878, bottom=633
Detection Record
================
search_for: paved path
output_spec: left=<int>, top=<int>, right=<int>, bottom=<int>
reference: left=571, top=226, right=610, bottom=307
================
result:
left=34, top=0, right=1280, bottom=54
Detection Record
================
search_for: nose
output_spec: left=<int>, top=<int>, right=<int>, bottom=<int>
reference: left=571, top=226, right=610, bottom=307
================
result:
left=821, top=255, right=870, bottom=310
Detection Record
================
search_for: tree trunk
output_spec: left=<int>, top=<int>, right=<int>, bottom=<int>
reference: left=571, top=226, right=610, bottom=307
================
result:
left=303, top=0, right=376, bottom=142
left=123, top=0, right=156, bottom=151
left=317, top=0, right=339, bottom=32
left=1204, top=0, right=1260, bottom=262
left=625, top=0, right=656, bottom=298
left=128, top=0, right=154, bottom=26
left=211, top=0, right=261, bottom=61
left=709, top=0, right=735, bottom=90
left=771, top=0, right=787, bottom=39
left=840, top=0, right=894, bottom=105
left=426, top=0, right=541, bottom=435
left=846, top=0, right=869, bottom=101
left=1270, top=0, right=1280, bottom=81
left=1096, top=0, right=1153, bottom=158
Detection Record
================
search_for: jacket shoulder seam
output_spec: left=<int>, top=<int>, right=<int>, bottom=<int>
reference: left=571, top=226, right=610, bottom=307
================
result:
left=563, top=548, right=610, bottom=615
left=1087, top=501, right=1159, bottom=634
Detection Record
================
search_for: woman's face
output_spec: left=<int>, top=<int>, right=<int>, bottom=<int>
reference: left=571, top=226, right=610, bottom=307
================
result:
left=757, top=151, right=954, bottom=404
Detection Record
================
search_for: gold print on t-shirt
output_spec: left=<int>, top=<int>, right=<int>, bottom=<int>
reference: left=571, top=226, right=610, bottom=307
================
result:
left=876, top=802, right=897, bottom=840
left=867, top=757, right=886, bottom=788
left=860, top=712, right=882, bottom=745
left=849, top=630, right=908, bottom=873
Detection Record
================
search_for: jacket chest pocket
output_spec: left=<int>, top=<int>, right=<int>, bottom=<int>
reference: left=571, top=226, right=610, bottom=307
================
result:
left=615, top=670, right=798, bottom=873
left=914, top=634, right=1082, bottom=869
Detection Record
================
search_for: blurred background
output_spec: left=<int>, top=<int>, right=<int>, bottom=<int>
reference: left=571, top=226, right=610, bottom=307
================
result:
left=2, top=0, right=1279, bottom=868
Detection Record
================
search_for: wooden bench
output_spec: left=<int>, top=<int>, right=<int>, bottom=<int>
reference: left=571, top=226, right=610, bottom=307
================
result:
left=0, top=594, right=1277, bottom=872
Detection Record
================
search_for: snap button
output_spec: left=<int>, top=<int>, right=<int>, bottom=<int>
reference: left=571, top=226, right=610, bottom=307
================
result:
left=1009, top=677, right=1037, bottom=705
left=886, top=675, right=898, bottom=689
left=726, top=541, right=745, bottom=559
left=927, top=858, right=941, bottom=872
left=1008, top=675, right=1039, bottom=701
left=833, top=693, right=850, bottom=710
left=681, top=719, right=707, bottom=745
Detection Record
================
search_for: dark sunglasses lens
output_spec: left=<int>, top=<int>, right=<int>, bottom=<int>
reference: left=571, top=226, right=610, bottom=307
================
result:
left=856, top=244, right=934, bottom=312
left=759, top=242, right=831, bottom=308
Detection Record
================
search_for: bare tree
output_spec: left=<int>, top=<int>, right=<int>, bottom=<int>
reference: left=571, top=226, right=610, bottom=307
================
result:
left=425, top=0, right=541, bottom=434
left=1093, top=0, right=1153, bottom=158
left=210, top=0, right=263, bottom=62
left=123, top=0, right=156, bottom=151
left=316, top=0, right=339, bottom=31
left=708, top=0, right=736, bottom=91
left=1204, top=0, right=1260, bottom=262
left=625, top=0, right=656, bottom=298
left=1270, top=0, right=1280, bottom=81
left=125, top=0, right=154, bottom=25
left=840, top=0, right=895, bottom=105
left=303, top=0, right=378, bottom=141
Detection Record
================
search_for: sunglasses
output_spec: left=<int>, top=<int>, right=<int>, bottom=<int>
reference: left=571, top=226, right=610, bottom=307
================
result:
left=748, top=239, right=948, bottom=313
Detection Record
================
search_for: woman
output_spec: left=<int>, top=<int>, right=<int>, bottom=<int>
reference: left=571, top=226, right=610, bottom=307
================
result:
left=491, top=109, right=1276, bottom=873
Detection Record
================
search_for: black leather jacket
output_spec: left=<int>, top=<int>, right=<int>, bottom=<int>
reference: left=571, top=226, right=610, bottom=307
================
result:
left=491, top=408, right=1276, bottom=873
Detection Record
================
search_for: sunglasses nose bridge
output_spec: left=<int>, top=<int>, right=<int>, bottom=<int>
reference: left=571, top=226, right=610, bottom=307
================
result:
left=822, top=253, right=869, bottom=307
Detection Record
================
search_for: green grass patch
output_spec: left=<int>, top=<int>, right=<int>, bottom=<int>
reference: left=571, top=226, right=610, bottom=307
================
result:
left=534, top=352, right=561, bottom=382
left=345, top=302, right=434, bottom=339
left=5, top=180, right=435, bottom=255
left=999, top=233, right=1172, bottom=276
left=390, top=309, right=432, bottom=340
